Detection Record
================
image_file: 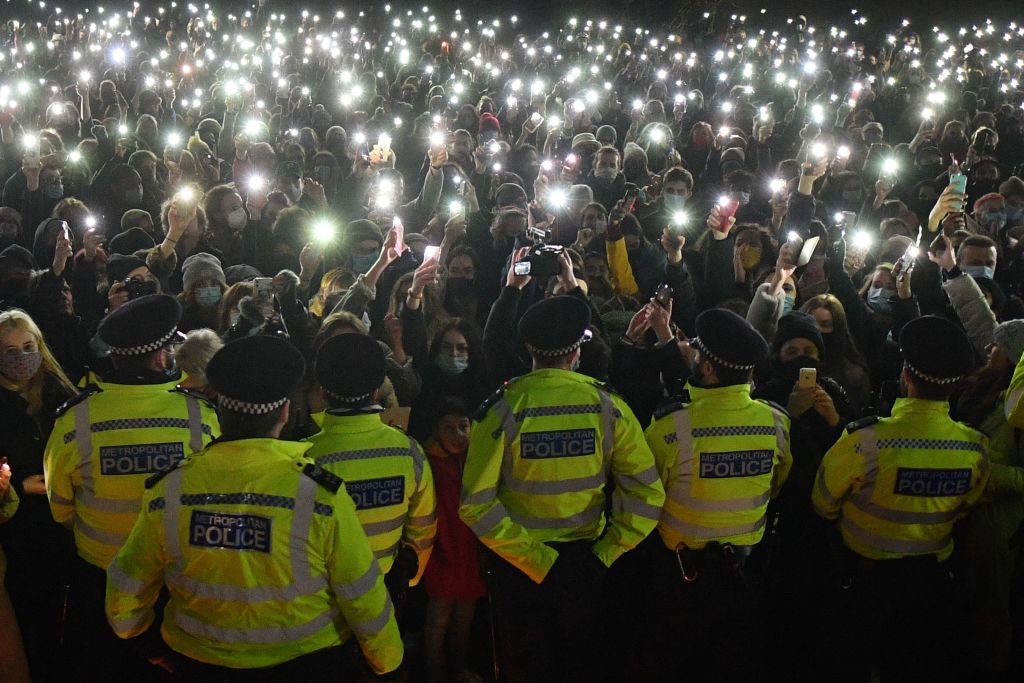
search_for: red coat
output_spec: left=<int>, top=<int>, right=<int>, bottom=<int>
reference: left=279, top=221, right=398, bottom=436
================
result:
left=422, top=440, right=487, bottom=600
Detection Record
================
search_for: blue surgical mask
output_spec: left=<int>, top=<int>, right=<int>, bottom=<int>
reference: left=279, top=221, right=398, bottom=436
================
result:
left=867, top=286, right=895, bottom=315
left=736, top=191, right=751, bottom=206
left=664, top=194, right=686, bottom=211
left=43, top=181, right=64, bottom=200
left=435, top=353, right=469, bottom=375
left=593, top=167, right=618, bottom=180
left=982, top=211, right=1007, bottom=232
left=963, top=265, right=995, bottom=281
left=351, top=253, right=378, bottom=274
left=782, top=294, right=795, bottom=316
left=195, top=286, right=222, bottom=307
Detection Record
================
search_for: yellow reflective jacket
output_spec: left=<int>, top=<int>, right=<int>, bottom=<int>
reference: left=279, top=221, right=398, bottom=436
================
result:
left=459, top=368, right=665, bottom=583
left=813, top=398, right=990, bottom=561
left=303, top=411, right=436, bottom=582
left=645, top=382, right=792, bottom=550
left=44, top=379, right=219, bottom=569
left=105, top=439, right=403, bottom=674
left=1005, top=352, right=1024, bottom=429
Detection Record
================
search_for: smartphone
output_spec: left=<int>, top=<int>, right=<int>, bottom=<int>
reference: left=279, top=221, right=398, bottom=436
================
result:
left=717, top=196, right=739, bottom=224
left=529, top=112, right=544, bottom=129
left=798, top=368, right=817, bottom=389
left=622, top=188, right=641, bottom=215
left=949, top=172, right=967, bottom=195
left=24, top=140, right=41, bottom=169
left=392, top=216, right=406, bottom=255
left=423, top=245, right=441, bottom=263
left=60, top=220, right=71, bottom=242
left=654, top=283, right=673, bottom=308
left=253, top=277, right=274, bottom=299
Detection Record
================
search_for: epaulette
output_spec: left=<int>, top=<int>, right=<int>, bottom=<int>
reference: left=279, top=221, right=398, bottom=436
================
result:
left=473, top=377, right=523, bottom=422
left=302, top=462, right=343, bottom=493
left=845, top=415, right=880, bottom=434
left=170, top=386, right=216, bottom=410
left=653, top=390, right=692, bottom=420
left=54, top=387, right=101, bottom=418
left=756, top=399, right=791, bottom=418
left=145, top=458, right=188, bottom=490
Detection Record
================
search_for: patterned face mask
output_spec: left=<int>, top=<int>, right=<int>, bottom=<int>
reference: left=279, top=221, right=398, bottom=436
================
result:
left=0, top=350, right=42, bottom=383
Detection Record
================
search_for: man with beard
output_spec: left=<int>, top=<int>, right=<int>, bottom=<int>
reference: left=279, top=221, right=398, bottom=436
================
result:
left=640, top=308, right=791, bottom=681
left=462, top=182, right=529, bottom=304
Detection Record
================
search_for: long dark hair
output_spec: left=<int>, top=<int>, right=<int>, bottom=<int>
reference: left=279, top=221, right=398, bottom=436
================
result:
left=954, top=360, right=1013, bottom=429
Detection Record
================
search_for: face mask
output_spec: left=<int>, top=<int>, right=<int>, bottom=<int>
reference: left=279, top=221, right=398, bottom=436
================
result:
left=351, top=253, right=378, bottom=274
left=593, top=167, right=618, bottom=180
left=867, top=286, right=894, bottom=315
left=195, top=286, right=222, bottom=307
left=43, top=181, right=64, bottom=200
left=447, top=277, right=475, bottom=296
left=777, top=355, right=820, bottom=385
left=736, top=191, right=752, bottom=206
left=981, top=211, right=1006, bottom=232
left=0, top=350, right=42, bottom=383
left=664, top=194, right=686, bottom=211
left=963, top=265, right=995, bottom=281
left=781, top=294, right=795, bottom=316
left=435, top=353, right=469, bottom=375
left=740, top=244, right=763, bottom=270
left=227, top=208, right=248, bottom=231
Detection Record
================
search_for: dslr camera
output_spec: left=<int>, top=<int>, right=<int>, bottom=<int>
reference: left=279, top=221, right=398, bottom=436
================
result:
left=124, top=277, right=158, bottom=300
left=513, top=226, right=563, bottom=281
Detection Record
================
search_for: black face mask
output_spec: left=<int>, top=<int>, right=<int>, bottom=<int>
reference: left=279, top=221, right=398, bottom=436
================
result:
left=820, top=332, right=844, bottom=362
left=446, top=277, right=476, bottom=296
left=775, top=355, right=821, bottom=385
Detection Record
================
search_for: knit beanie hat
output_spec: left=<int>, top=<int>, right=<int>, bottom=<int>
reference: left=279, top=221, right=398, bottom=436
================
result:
left=182, top=252, right=226, bottom=293
left=993, top=320, right=1024, bottom=364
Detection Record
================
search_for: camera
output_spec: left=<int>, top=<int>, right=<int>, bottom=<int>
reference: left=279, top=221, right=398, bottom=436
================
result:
left=124, top=277, right=158, bottom=300
left=514, top=227, right=563, bottom=280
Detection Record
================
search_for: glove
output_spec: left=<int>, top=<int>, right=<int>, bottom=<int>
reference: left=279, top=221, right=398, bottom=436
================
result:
left=384, top=544, right=418, bottom=596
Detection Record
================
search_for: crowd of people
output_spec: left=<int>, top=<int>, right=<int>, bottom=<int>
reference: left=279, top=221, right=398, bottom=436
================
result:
left=0, top=0, right=1023, bottom=680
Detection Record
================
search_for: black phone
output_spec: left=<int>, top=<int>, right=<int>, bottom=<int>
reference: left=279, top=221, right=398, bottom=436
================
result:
left=654, top=283, right=673, bottom=308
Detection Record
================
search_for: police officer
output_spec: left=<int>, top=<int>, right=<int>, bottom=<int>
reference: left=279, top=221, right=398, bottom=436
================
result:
left=642, top=308, right=791, bottom=682
left=459, top=295, right=665, bottom=682
left=812, top=316, right=990, bottom=683
left=305, top=333, right=436, bottom=615
left=43, top=294, right=219, bottom=678
left=106, top=335, right=404, bottom=677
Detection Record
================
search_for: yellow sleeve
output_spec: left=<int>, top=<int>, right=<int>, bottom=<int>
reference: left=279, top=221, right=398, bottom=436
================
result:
left=201, top=403, right=221, bottom=441
left=105, top=487, right=167, bottom=639
left=771, top=412, right=793, bottom=497
left=459, top=401, right=559, bottom=584
left=328, top=487, right=403, bottom=675
left=593, top=398, right=665, bottom=568
left=43, top=413, right=77, bottom=525
left=961, top=435, right=992, bottom=512
left=0, top=484, right=19, bottom=523
left=606, top=238, right=639, bottom=296
left=812, top=430, right=864, bottom=520
left=1005, top=356, right=1024, bottom=428
left=645, top=418, right=677, bottom=486
left=404, top=443, right=437, bottom=586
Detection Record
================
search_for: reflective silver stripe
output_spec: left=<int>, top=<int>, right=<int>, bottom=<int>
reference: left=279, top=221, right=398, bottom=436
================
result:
left=74, top=517, right=125, bottom=545
left=110, top=611, right=152, bottom=636
left=291, top=476, right=318, bottom=594
left=771, top=410, right=788, bottom=455
left=814, top=472, right=842, bottom=509
left=169, top=575, right=326, bottom=604
left=80, top=490, right=141, bottom=513
left=672, top=491, right=770, bottom=513
left=315, top=448, right=410, bottom=466
left=408, top=536, right=434, bottom=551
left=616, top=494, right=663, bottom=519
left=50, top=492, right=74, bottom=506
left=850, top=499, right=963, bottom=525
left=108, top=559, right=147, bottom=594
left=467, top=501, right=509, bottom=536
left=494, top=398, right=520, bottom=485
left=408, top=436, right=424, bottom=487
left=362, top=516, right=406, bottom=537
left=408, top=512, right=436, bottom=526
left=334, top=562, right=381, bottom=601
left=174, top=606, right=340, bottom=644
left=349, top=599, right=393, bottom=640
left=461, top=487, right=497, bottom=506
left=1006, top=387, right=1024, bottom=421
left=74, top=401, right=93, bottom=495
left=184, top=397, right=204, bottom=453
left=597, top=390, right=616, bottom=461
left=502, top=471, right=606, bottom=496
left=850, top=427, right=879, bottom=509
left=163, top=470, right=183, bottom=562
left=374, top=539, right=401, bottom=560
left=664, top=410, right=694, bottom=510
left=840, top=516, right=949, bottom=555
left=622, top=465, right=660, bottom=487
left=662, top=513, right=767, bottom=539
left=510, top=504, right=604, bottom=530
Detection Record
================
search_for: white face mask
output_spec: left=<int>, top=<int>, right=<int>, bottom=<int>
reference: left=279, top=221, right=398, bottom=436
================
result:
left=227, top=208, right=247, bottom=231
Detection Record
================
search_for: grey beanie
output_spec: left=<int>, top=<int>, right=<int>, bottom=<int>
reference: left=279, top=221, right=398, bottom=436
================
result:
left=993, top=320, right=1024, bottom=364
left=182, top=252, right=226, bottom=293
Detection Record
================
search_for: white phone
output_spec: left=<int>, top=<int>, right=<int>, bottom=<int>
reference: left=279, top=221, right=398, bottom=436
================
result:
left=423, top=245, right=441, bottom=263
left=798, top=368, right=817, bottom=389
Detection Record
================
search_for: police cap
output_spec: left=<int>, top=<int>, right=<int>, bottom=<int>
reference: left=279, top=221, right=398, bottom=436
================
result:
left=899, top=315, right=975, bottom=385
left=315, top=334, right=386, bottom=404
left=207, top=336, right=306, bottom=414
left=691, top=308, right=769, bottom=371
left=518, top=295, right=592, bottom=358
left=98, top=294, right=182, bottom=356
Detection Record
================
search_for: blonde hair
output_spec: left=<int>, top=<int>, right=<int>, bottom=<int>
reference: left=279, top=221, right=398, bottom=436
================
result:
left=0, top=309, right=77, bottom=412
left=308, top=268, right=356, bottom=318
left=173, top=328, right=223, bottom=385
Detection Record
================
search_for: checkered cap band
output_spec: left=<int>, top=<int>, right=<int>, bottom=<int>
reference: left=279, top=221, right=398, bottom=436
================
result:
left=324, top=388, right=375, bottom=404
left=107, top=326, right=179, bottom=356
left=905, top=362, right=962, bottom=386
left=690, top=337, right=756, bottom=371
left=217, top=395, right=288, bottom=415
left=525, top=329, right=593, bottom=358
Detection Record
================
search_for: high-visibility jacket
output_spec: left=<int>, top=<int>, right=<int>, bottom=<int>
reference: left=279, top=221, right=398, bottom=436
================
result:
left=645, top=382, right=792, bottom=550
left=813, top=398, right=990, bottom=561
left=303, top=411, right=436, bottom=582
left=43, top=378, right=219, bottom=569
left=105, top=439, right=403, bottom=674
left=1005, top=352, right=1024, bottom=428
left=459, top=368, right=665, bottom=583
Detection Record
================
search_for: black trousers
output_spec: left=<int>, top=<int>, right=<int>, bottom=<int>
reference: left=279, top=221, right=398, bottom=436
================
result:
left=487, top=543, right=606, bottom=683
left=637, top=541, right=766, bottom=683
left=172, top=645, right=364, bottom=682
